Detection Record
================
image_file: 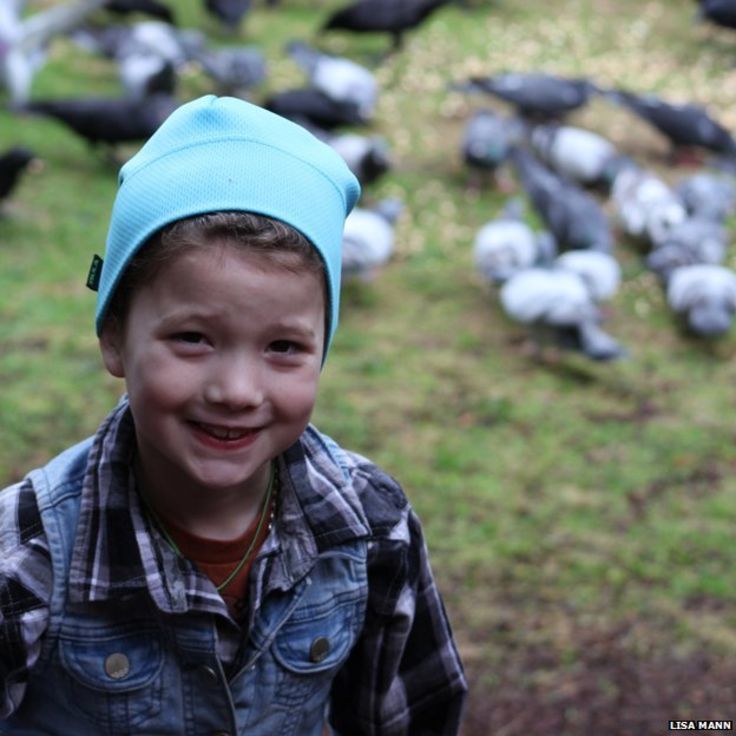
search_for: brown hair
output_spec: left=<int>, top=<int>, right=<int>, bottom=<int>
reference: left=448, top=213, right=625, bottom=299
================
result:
left=104, top=211, right=326, bottom=330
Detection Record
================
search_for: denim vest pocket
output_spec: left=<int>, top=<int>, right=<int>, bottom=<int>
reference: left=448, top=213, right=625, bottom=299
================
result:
left=59, top=624, right=164, bottom=733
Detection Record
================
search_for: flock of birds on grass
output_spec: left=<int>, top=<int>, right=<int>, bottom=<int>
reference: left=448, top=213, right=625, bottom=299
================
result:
left=2, top=0, right=736, bottom=362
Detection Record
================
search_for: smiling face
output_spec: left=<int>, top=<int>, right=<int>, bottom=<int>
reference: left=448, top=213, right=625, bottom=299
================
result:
left=99, top=241, right=325, bottom=522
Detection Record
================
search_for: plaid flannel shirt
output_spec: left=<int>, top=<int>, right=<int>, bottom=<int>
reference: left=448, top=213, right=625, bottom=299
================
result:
left=0, top=400, right=466, bottom=734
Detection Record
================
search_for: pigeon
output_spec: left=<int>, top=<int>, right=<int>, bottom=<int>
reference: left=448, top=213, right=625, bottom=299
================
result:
left=263, top=88, right=369, bottom=129
left=510, top=145, right=614, bottom=253
left=326, top=132, right=391, bottom=186
left=499, top=267, right=626, bottom=361
left=473, top=198, right=557, bottom=284
left=15, top=93, right=178, bottom=155
left=646, top=217, right=729, bottom=282
left=602, top=87, right=736, bottom=162
left=0, top=145, right=35, bottom=208
left=696, top=0, right=736, bottom=30
left=104, top=0, right=176, bottom=24
left=610, top=165, right=688, bottom=247
left=452, top=72, right=599, bottom=120
left=204, top=0, right=251, bottom=30
left=320, top=0, right=455, bottom=54
left=675, top=170, right=736, bottom=222
left=529, top=123, right=628, bottom=189
left=0, top=0, right=109, bottom=104
left=286, top=40, right=378, bottom=119
left=341, top=198, right=403, bottom=280
left=193, top=45, right=266, bottom=96
left=553, top=249, right=621, bottom=302
left=666, top=263, right=736, bottom=337
left=461, top=108, right=523, bottom=188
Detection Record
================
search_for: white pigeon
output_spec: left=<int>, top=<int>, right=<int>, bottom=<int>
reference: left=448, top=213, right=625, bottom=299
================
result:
left=553, top=249, right=621, bottom=302
left=327, top=132, right=391, bottom=186
left=341, top=198, right=403, bottom=281
left=666, top=264, right=736, bottom=337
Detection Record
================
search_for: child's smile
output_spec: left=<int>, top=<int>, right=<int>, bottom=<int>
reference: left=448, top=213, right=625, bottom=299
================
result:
left=100, top=241, right=325, bottom=535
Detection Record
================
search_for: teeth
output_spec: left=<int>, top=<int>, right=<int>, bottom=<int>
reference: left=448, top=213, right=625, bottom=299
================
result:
left=199, top=423, right=250, bottom=440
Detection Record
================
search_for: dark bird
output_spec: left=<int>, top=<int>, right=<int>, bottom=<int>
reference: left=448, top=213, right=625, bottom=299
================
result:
left=666, top=264, right=736, bottom=337
left=695, top=0, right=736, bottom=30
left=452, top=72, right=599, bottom=120
left=263, top=88, right=368, bottom=129
left=15, top=93, right=178, bottom=158
left=0, top=146, right=36, bottom=207
left=320, top=0, right=455, bottom=54
left=204, top=0, right=251, bottom=30
left=602, top=87, right=736, bottom=163
left=104, top=0, right=176, bottom=24
left=286, top=40, right=378, bottom=119
left=510, top=146, right=614, bottom=253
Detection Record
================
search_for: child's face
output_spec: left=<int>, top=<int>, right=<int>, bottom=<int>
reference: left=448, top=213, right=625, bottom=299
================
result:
left=99, top=242, right=325, bottom=504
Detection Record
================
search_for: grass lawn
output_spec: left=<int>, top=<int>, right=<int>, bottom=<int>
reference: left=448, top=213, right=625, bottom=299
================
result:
left=2, top=0, right=736, bottom=732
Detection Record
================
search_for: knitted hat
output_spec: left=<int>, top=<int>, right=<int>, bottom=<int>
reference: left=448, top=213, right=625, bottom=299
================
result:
left=90, top=94, right=361, bottom=358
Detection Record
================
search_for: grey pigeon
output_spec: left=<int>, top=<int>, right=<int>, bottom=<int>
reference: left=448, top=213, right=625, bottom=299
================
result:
left=453, top=72, right=599, bottom=120
left=327, top=132, right=391, bottom=186
left=194, top=45, right=266, bottom=96
left=610, top=165, right=688, bottom=247
left=461, top=108, right=523, bottom=188
left=510, top=145, right=614, bottom=252
left=553, top=249, right=621, bottom=302
left=473, top=198, right=556, bottom=284
left=286, top=40, right=378, bottom=119
left=675, top=170, right=736, bottom=222
left=204, top=0, right=251, bottom=30
left=499, top=267, right=626, bottom=361
left=0, top=0, right=109, bottom=103
left=341, top=198, right=403, bottom=280
left=666, top=263, right=736, bottom=337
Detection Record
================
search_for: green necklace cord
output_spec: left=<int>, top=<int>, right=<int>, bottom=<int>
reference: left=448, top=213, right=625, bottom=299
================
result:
left=139, top=462, right=277, bottom=592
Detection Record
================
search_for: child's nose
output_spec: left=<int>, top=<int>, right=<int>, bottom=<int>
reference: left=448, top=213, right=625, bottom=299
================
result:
left=204, top=353, right=265, bottom=409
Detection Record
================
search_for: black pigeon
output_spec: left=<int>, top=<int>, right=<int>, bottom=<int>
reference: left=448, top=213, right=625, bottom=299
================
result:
left=510, top=146, right=613, bottom=253
left=602, top=87, right=736, bottom=161
left=16, top=93, right=177, bottom=153
left=0, top=146, right=35, bottom=206
left=320, top=0, right=455, bottom=53
left=105, top=0, right=176, bottom=24
left=204, top=0, right=251, bottom=30
left=696, top=0, right=736, bottom=30
left=263, top=88, right=368, bottom=129
left=453, top=72, right=599, bottom=120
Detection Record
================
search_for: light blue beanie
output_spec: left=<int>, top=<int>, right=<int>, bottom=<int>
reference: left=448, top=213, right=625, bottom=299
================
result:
left=91, top=94, right=361, bottom=358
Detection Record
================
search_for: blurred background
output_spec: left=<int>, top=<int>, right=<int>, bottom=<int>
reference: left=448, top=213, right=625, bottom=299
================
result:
left=2, top=0, right=736, bottom=732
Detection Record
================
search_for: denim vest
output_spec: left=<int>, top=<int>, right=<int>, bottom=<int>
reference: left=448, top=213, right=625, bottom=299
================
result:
left=3, top=439, right=369, bottom=735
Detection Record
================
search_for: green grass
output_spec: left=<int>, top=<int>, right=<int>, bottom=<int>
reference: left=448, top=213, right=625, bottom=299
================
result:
left=3, top=0, right=736, bottom=730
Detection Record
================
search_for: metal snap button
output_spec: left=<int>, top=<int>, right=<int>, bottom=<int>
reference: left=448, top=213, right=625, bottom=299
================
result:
left=309, top=636, right=330, bottom=663
left=199, top=664, right=219, bottom=685
left=104, top=652, right=130, bottom=680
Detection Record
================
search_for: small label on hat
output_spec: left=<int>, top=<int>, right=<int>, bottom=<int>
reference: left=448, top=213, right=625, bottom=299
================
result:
left=86, top=254, right=103, bottom=291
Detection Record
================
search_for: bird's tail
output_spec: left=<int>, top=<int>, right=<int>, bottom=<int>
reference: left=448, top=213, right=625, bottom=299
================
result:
left=18, top=0, right=109, bottom=54
left=576, top=320, right=627, bottom=361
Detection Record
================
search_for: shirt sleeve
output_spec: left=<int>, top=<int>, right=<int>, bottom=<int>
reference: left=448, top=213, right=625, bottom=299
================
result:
left=329, top=500, right=467, bottom=736
left=0, top=479, right=52, bottom=718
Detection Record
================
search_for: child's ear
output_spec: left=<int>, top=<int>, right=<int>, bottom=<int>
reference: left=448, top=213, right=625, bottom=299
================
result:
left=99, top=320, right=126, bottom=378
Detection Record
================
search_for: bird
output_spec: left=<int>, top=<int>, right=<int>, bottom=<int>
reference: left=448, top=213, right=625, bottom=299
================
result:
left=666, top=263, right=736, bottom=337
left=452, top=72, right=599, bottom=120
left=473, top=198, right=556, bottom=284
left=193, top=45, right=267, bottom=97
left=0, top=0, right=109, bottom=104
left=320, top=0, right=455, bottom=54
left=15, top=93, right=178, bottom=158
left=204, top=0, right=252, bottom=30
left=610, top=165, right=688, bottom=247
left=104, top=0, right=176, bottom=24
left=510, top=145, right=614, bottom=253
left=601, top=87, right=736, bottom=163
left=0, top=145, right=36, bottom=208
left=695, top=0, right=736, bottom=30
left=528, top=123, right=627, bottom=189
left=326, top=132, right=391, bottom=186
left=553, top=249, right=622, bottom=303
left=646, top=217, right=729, bottom=282
left=341, top=198, right=403, bottom=280
left=461, top=108, right=523, bottom=189
left=286, top=40, right=378, bottom=119
left=499, top=267, right=626, bottom=361
left=675, top=170, right=736, bottom=222
left=263, top=88, right=369, bottom=129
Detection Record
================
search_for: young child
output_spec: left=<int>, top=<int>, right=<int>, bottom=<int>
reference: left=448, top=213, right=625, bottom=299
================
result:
left=0, top=95, right=466, bottom=734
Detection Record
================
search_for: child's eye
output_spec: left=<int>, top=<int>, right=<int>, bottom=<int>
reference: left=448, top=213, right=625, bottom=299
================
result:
left=269, top=339, right=299, bottom=354
left=175, top=332, right=206, bottom=343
